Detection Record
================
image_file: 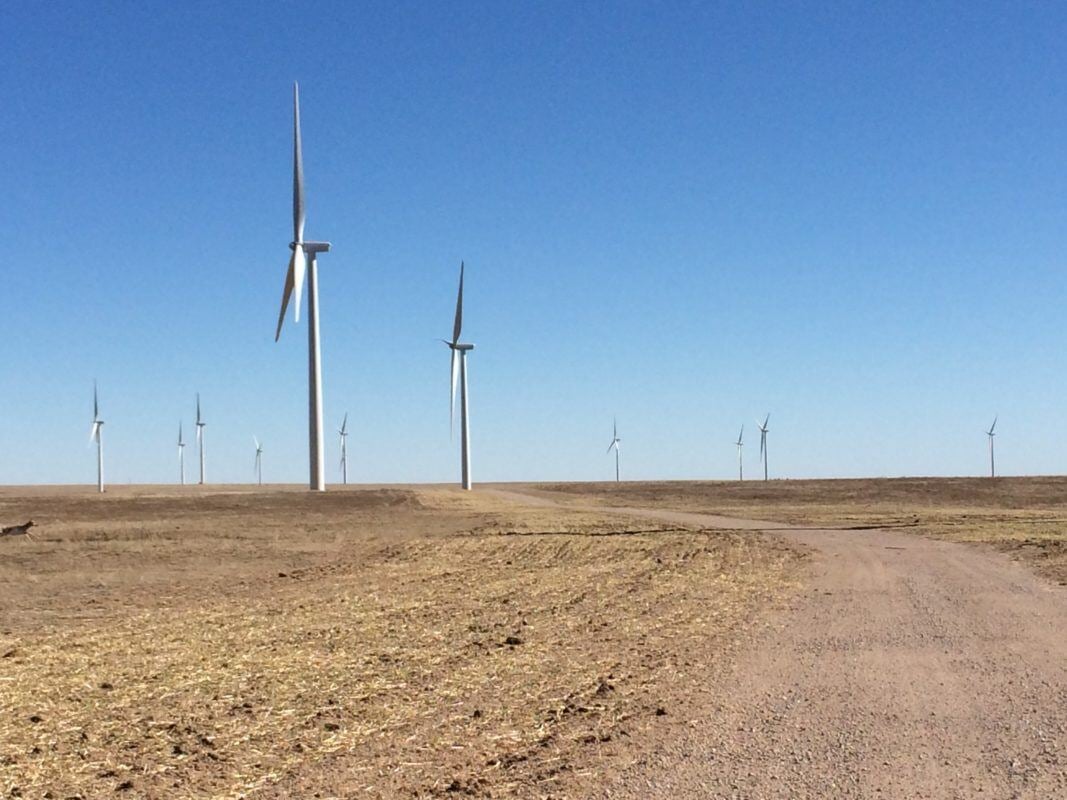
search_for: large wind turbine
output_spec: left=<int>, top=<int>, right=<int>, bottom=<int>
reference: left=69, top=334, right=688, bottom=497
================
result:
left=734, top=425, right=744, bottom=481
left=177, top=422, right=186, bottom=485
left=338, top=413, right=349, bottom=485
left=444, top=263, right=475, bottom=490
left=89, top=382, right=104, bottom=493
left=758, top=414, right=770, bottom=481
left=986, top=416, right=997, bottom=478
left=254, top=436, right=263, bottom=486
left=274, top=82, right=332, bottom=492
left=607, top=418, right=621, bottom=482
left=195, top=394, right=206, bottom=485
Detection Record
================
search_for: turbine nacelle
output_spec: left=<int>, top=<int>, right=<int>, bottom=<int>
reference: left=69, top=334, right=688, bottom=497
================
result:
left=293, top=240, right=331, bottom=254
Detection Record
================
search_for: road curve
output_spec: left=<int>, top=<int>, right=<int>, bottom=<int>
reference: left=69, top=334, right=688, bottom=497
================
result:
left=486, top=489, right=1067, bottom=799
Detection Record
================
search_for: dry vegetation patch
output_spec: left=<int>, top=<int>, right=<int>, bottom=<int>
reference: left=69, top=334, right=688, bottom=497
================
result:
left=526, top=477, right=1067, bottom=584
left=0, top=486, right=802, bottom=798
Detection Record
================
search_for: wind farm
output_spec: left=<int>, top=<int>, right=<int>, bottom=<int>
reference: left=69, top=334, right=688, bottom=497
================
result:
left=5, top=5, right=1067, bottom=799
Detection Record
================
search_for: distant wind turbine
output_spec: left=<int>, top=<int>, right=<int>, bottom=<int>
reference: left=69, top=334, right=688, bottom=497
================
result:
left=195, top=393, right=206, bottom=485
left=338, top=413, right=349, bottom=485
left=986, top=416, right=997, bottom=478
left=607, top=418, right=621, bottom=482
left=734, top=425, right=744, bottom=481
left=254, top=436, right=263, bottom=486
left=758, top=414, right=770, bottom=481
left=177, top=422, right=186, bottom=485
left=443, top=262, right=475, bottom=490
left=89, top=382, right=104, bottom=493
left=273, top=82, right=332, bottom=493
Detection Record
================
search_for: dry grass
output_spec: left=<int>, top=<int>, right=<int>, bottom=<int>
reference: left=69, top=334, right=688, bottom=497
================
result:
left=526, top=476, right=1067, bottom=585
left=0, top=486, right=802, bottom=798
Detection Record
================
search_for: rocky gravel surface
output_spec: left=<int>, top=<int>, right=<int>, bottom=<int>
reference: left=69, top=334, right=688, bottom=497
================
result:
left=580, top=507, right=1067, bottom=799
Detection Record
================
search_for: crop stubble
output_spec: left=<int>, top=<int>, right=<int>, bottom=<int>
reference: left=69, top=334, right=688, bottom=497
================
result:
left=0, top=486, right=802, bottom=798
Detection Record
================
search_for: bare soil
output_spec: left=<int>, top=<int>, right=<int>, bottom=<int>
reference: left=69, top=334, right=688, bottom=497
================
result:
left=0, top=485, right=800, bottom=798
left=4, top=478, right=1064, bottom=798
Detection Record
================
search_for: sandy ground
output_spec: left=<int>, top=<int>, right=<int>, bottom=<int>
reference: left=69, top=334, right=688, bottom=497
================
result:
left=2, top=479, right=1065, bottom=798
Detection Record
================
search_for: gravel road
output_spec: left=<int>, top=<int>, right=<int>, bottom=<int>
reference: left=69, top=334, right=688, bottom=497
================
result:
left=489, top=491, right=1067, bottom=799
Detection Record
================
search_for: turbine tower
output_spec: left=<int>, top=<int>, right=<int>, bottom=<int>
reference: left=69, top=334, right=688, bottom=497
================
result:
left=89, top=382, right=104, bottom=493
left=338, top=413, right=349, bottom=485
left=607, top=418, right=621, bottom=482
left=443, top=262, right=475, bottom=490
left=254, top=436, right=263, bottom=486
left=274, top=82, right=331, bottom=493
left=758, top=414, right=770, bottom=481
left=734, top=425, right=744, bottom=481
left=986, top=416, right=997, bottom=478
left=177, top=422, right=186, bottom=485
left=195, top=393, right=206, bottom=485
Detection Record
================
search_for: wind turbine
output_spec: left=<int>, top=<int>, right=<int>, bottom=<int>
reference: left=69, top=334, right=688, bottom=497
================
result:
left=254, top=436, right=263, bottom=486
left=195, top=393, right=206, bottom=485
left=273, top=81, right=332, bottom=493
left=758, top=414, right=770, bottom=481
left=734, top=425, right=744, bottom=481
left=338, top=413, right=349, bottom=485
left=89, top=382, right=104, bottom=493
left=986, top=416, right=997, bottom=478
left=177, top=422, right=186, bottom=485
left=443, top=262, right=475, bottom=490
left=607, top=418, right=621, bottom=482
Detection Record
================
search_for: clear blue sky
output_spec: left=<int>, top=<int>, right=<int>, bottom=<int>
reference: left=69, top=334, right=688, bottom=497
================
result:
left=3, top=1, right=1065, bottom=485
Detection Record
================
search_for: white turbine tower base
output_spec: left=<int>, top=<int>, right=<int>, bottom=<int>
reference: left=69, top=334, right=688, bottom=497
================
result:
left=274, top=82, right=331, bottom=493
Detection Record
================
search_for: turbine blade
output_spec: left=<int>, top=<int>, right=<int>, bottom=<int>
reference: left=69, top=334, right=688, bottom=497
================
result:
left=196, top=393, right=201, bottom=425
left=89, top=421, right=99, bottom=444
left=452, top=262, right=464, bottom=344
left=93, top=382, right=98, bottom=419
left=293, top=82, right=305, bottom=243
left=341, top=412, right=348, bottom=434
left=292, top=245, right=306, bottom=324
left=990, top=416, right=997, bottom=434
left=274, top=250, right=297, bottom=341
left=449, top=347, right=458, bottom=438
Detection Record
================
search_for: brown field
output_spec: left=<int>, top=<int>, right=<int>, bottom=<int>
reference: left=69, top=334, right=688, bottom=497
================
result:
left=523, top=476, right=1067, bottom=585
left=0, top=485, right=800, bottom=799
left=3, top=477, right=1064, bottom=798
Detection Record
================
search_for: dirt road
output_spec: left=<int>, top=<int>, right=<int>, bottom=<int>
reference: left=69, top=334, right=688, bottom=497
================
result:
left=490, top=489, right=1067, bottom=799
